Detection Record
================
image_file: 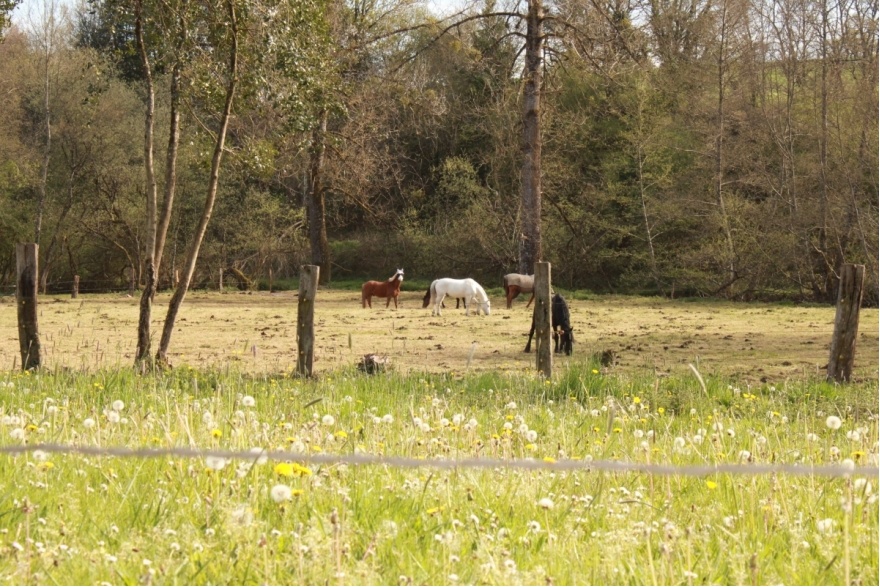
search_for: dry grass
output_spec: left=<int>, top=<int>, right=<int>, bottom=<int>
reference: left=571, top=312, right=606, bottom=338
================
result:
left=1, top=289, right=877, bottom=381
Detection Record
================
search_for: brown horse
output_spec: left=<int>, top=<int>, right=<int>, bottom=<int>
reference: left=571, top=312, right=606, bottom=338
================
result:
left=503, top=273, right=535, bottom=309
left=362, top=268, right=404, bottom=308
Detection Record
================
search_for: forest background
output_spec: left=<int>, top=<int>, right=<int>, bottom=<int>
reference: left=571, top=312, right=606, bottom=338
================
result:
left=0, top=0, right=877, bottom=304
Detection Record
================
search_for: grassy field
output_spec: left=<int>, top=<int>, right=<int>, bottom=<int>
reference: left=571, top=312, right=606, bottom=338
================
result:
left=0, top=290, right=877, bottom=585
left=0, top=288, right=877, bottom=380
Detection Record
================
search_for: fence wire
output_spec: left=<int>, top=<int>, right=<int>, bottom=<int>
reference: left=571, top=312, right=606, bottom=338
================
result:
left=1, top=443, right=875, bottom=478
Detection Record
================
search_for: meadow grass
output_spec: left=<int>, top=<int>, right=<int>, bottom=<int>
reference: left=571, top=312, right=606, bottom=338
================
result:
left=0, top=363, right=876, bottom=585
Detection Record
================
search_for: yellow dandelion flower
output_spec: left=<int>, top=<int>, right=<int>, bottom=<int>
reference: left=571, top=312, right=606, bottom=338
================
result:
left=657, top=407, right=666, bottom=415
left=525, top=443, right=537, bottom=451
left=211, top=428, right=222, bottom=439
left=426, top=506, right=443, bottom=515
left=26, top=424, right=37, bottom=432
left=633, top=397, right=641, bottom=404
left=542, top=456, right=556, bottom=464
left=591, top=369, right=599, bottom=374
left=613, top=427, right=622, bottom=433
left=293, top=463, right=313, bottom=476
left=291, top=489, right=304, bottom=497
left=334, top=430, right=348, bottom=439
left=274, top=463, right=295, bottom=477
left=39, top=462, right=54, bottom=471
left=706, top=480, right=718, bottom=490
left=852, top=451, right=866, bottom=461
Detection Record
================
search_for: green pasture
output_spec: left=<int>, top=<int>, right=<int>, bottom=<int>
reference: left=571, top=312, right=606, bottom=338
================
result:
left=0, top=362, right=877, bottom=585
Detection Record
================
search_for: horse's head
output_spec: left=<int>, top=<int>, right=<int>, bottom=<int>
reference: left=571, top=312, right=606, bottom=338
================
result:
left=481, top=299, right=491, bottom=316
left=559, top=327, right=574, bottom=355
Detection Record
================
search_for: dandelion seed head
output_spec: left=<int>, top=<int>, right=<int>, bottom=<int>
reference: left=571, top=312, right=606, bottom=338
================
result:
left=241, top=395, right=256, bottom=408
left=271, top=484, right=293, bottom=503
left=826, top=415, right=842, bottom=430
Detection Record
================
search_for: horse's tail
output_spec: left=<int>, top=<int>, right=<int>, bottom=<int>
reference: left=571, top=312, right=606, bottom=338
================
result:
left=429, top=280, right=437, bottom=304
left=502, top=274, right=510, bottom=294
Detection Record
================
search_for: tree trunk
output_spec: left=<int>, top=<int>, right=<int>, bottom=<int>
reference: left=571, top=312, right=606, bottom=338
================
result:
left=827, top=264, right=865, bottom=382
left=519, top=0, right=544, bottom=275
left=135, top=0, right=159, bottom=366
left=16, top=243, right=41, bottom=370
left=156, top=1, right=238, bottom=366
left=714, top=0, right=736, bottom=291
left=34, top=24, right=51, bottom=245
left=533, top=261, right=552, bottom=377
left=307, top=109, right=331, bottom=285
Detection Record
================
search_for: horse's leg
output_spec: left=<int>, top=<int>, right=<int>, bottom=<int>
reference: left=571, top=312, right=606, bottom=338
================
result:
left=553, top=330, right=559, bottom=354
left=434, top=293, right=445, bottom=316
left=386, top=295, right=391, bottom=308
left=524, top=317, right=536, bottom=353
left=526, top=292, right=535, bottom=308
left=392, top=293, right=398, bottom=309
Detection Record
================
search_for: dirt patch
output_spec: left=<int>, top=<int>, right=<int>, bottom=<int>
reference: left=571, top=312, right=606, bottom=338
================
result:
left=0, top=290, right=876, bottom=381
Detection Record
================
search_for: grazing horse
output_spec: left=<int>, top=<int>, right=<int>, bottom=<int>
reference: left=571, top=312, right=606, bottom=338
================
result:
left=503, top=273, right=535, bottom=309
left=524, top=293, right=574, bottom=355
left=429, top=278, right=491, bottom=316
left=362, top=268, right=404, bottom=308
left=422, top=286, right=464, bottom=310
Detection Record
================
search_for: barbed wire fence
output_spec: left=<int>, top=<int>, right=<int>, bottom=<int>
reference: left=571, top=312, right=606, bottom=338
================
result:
left=1, top=443, right=876, bottom=478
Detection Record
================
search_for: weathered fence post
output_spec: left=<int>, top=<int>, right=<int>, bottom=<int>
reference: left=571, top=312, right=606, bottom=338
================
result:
left=269, top=268, right=274, bottom=293
left=827, top=263, right=865, bottom=383
left=128, top=266, right=136, bottom=297
left=71, top=275, right=79, bottom=299
left=296, top=265, right=320, bottom=376
left=534, top=261, right=552, bottom=378
left=219, top=268, right=224, bottom=293
left=16, top=243, right=41, bottom=370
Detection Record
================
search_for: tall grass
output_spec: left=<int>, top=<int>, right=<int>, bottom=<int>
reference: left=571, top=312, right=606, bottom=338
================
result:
left=0, top=365, right=876, bottom=585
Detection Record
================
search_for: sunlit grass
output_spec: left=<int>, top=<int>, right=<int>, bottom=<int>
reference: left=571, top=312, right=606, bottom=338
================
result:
left=0, top=365, right=876, bottom=585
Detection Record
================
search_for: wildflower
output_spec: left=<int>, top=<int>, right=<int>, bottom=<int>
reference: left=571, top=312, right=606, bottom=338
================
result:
left=211, top=428, right=222, bottom=439
left=706, top=480, right=718, bottom=490
left=270, top=484, right=293, bottom=503
left=657, top=407, right=665, bottom=415
left=505, top=402, right=517, bottom=410
left=739, top=450, right=752, bottom=461
left=525, top=443, right=537, bottom=451
left=542, top=456, right=556, bottom=464
left=526, top=430, right=538, bottom=442
left=107, top=411, right=120, bottom=424
left=241, top=395, right=256, bottom=408
left=205, top=456, right=226, bottom=471
left=32, top=450, right=48, bottom=462
left=816, top=518, right=834, bottom=534
left=806, top=433, right=819, bottom=442
left=112, top=400, right=125, bottom=411
left=9, top=428, right=24, bottom=440
left=826, top=415, right=842, bottom=430
left=382, top=414, right=394, bottom=424
left=527, top=520, right=541, bottom=533
left=322, top=415, right=335, bottom=426
left=38, top=461, right=54, bottom=471
left=674, top=437, right=686, bottom=449
left=537, top=497, right=554, bottom=509
left=83, top=418, right=96, bottom=429
left=334, top=430, right=348, bottom=439
left=591, top=369, right=599, bottom=374
left=846, top=430, right=861, bottom=442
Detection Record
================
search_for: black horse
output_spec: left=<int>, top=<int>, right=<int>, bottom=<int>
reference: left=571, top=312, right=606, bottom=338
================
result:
left=524, top=293, right=574, bottom=356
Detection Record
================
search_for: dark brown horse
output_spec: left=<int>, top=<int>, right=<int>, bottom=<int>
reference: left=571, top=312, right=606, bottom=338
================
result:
left=362, top=269, right=404, bottom=308
left=503, top=273, right=535, bottom=309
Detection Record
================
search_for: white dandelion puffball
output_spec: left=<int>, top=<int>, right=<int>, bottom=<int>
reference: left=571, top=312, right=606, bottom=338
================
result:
left=816, top=518, right=835, bottom=534
left=322, top=414, right=335, bottom=426
left=526, top=430, right=538, bottom=443
left=112, top=400, right=125, bottom=411
left=83, top=418, right=96, bottom=429
left=205, top=456, right=227, bottom=471
left=537, top=497, right=554, bottom=509
left=271, top=484, right=293, bottom=503
left=826, top=415, right=842, bottom=430
left=241, top=395, right=256, bottom=408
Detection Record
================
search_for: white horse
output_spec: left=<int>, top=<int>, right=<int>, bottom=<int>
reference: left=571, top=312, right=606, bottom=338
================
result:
left=429, top=278, right=491, bottom=316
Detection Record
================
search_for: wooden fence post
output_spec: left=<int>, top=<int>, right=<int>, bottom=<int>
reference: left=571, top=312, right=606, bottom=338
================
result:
left=269, top=268, right=273, bottom=293
left=16, top=243, right=41, bottom=370
left=72, top=275, right=79, bottom=299
left=827, top=263, right=865, bottom=383
left=219, top=268, right=224, bottom=293
left=534, top=261, right=552, bottom=378
left=296, top=265, right=320, bottom=376
left=129, top=266, right=136, bottom=297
